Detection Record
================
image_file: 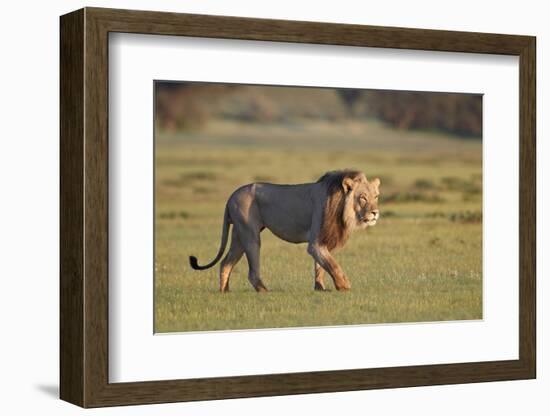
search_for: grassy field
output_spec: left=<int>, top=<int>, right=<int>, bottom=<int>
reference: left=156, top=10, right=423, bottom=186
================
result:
left=154, top=119, right=482, bottom=333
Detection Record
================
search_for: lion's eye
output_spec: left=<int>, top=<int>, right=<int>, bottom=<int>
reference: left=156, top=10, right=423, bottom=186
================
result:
left=359, top=196, right=367, bottom=205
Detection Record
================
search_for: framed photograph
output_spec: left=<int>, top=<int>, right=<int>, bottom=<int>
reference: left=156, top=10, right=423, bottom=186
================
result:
left=60, top=7, right=536, bottom=408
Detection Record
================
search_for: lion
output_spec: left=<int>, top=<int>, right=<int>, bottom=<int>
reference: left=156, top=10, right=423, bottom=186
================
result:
left=189, top=169, right=380, bottom=292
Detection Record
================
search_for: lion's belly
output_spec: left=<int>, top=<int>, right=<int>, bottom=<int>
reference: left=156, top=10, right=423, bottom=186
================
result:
left=264, top=221, right=310, bottom=244
left=255, top=183, right=313, bottom=244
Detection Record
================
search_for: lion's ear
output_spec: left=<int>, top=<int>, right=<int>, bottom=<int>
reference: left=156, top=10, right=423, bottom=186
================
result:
left=342, top=177, right=356, bottom=193
left=372, top=177, right=381, bottom=188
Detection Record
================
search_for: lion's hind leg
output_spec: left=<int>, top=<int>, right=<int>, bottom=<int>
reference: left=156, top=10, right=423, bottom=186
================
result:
left=219, top=229, right=244, bottom=293
left=235, top=226, right=268, bottom=292
left=242, top=235, right=268, bottom=292
left=229, top=194, right=268, bottom=293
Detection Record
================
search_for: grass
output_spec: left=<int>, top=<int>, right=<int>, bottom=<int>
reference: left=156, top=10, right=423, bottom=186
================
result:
left=154, top=119, right=482, bottom=333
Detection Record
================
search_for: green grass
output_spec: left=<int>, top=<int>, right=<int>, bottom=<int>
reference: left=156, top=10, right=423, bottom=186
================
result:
left=154, top=119, right=482, bottom=333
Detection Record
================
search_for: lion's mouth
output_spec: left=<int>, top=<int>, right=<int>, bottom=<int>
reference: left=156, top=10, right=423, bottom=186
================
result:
left=363, top=211, right=380, bottom=226
left=362, top=217, right=378, bottom=226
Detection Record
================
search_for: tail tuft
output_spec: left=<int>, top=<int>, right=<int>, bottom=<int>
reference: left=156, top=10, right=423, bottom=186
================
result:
left=188, top=205, right=231, bottom=271
left=189, top=256, right=200, bottom=270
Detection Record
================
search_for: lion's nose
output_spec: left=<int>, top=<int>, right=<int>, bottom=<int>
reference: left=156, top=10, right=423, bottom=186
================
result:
left=372, top=210, right=380, bottom=219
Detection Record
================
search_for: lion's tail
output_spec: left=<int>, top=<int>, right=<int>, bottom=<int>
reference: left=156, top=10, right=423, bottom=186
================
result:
left=189, top=205, right=231, bottom=271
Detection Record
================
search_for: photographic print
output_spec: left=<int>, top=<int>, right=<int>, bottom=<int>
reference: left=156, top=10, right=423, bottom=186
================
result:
left=60, top=9, right=535, bottom=406
left=154, top=82, right=482, bottom=333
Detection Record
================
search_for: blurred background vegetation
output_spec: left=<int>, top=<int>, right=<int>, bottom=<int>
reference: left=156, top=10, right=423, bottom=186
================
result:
left=154, top=82, right=482, bottom=333
left=155, top=82, right=482, bottom=138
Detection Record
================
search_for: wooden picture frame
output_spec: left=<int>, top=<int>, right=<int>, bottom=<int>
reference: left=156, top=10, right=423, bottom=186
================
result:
left=60, top=7, right=536, bottom=408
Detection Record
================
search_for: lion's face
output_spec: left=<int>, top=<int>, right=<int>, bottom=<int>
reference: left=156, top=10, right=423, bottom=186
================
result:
left=346, top=176, right=381, bottom=228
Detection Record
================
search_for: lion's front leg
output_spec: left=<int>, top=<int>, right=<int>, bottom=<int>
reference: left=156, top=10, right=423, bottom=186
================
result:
left=307, top=244, right=351, bottom=291
left=314, top=261, right=327, bottom=291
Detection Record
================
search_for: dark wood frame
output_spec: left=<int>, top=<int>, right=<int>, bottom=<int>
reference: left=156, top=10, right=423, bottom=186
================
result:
left=60, top=7, right=536, bottom=408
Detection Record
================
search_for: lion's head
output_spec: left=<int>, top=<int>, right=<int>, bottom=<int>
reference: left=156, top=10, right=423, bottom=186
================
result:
left=318, top=170, right=381, bottom=250
left=342, top=173, right=381, bottom=228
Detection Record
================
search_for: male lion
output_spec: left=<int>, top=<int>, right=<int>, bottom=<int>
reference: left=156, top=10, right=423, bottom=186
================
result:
left=189, top=169, right=380, bottom=292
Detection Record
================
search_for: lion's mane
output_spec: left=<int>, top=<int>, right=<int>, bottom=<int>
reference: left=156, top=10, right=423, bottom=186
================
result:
left=317, top=170, right=363, bottom=250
